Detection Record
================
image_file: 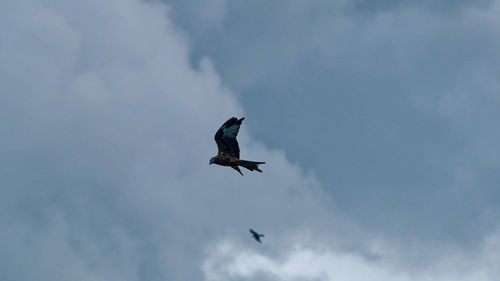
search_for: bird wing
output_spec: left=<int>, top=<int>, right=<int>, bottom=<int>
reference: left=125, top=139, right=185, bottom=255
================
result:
left=214, top=117, right=244, bottom=158
left=249, top=229, right=257, bottom=235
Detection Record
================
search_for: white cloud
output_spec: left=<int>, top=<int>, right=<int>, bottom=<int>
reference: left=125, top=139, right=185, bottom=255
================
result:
left=203, top=231, right=500, bottom=281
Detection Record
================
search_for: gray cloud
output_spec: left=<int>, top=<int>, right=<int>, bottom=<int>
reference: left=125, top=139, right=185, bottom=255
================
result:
left=161, top=0, right=500, bottom=249
left=2, top=0, right=500, bottom=280
left=0, top=0, right=351, bottom=280
left=349, top=0, right=492, bottom=13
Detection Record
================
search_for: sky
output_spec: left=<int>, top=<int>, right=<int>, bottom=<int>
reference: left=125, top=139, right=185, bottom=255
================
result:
left=1, top=0, right=499, bottom=280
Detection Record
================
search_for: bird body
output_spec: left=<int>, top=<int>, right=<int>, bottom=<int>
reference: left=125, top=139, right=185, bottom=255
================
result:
left=249, top=229, right=264, bottom=243
left=210, top=117, right=265, bottom=175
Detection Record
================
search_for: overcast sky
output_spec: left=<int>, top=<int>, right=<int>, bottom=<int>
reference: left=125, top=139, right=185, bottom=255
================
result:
left=1, top=0, right=499, bottom=280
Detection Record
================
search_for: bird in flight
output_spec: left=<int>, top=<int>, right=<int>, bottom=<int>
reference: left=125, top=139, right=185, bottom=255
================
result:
left=209, top=117, right=265, bottom=175
left=249, top=229, right=264, bottom=243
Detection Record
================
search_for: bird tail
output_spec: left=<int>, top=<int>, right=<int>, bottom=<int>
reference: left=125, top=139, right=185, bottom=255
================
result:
left=238, top=160, right=265, bottom=172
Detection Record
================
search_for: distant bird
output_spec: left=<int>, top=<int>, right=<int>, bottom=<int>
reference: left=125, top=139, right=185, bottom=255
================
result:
left=209, top=117, right=265, bottom=175
left=249, top=229, right=264, bottom=243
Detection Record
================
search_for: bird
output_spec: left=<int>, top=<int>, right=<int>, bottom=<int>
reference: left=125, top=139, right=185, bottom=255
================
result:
left=209, top=117, right=265, bottom=175
left=249, top=229, right=264, bottom=243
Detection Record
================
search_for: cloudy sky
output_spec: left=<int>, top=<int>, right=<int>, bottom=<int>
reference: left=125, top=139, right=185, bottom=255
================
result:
left=1, top=0, right=499, bottom=280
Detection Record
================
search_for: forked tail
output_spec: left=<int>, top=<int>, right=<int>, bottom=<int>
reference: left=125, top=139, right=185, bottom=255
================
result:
left=238, top=160, right=265, bottom=172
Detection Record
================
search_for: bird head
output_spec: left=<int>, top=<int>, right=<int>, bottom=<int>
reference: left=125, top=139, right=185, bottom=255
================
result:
left=209, top=157, right=215, bottom=165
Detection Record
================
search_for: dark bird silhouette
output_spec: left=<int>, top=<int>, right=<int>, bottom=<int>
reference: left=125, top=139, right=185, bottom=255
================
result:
left=209, top=117, right=265, bottom=175
left=249, top=229, right=264, bottom=243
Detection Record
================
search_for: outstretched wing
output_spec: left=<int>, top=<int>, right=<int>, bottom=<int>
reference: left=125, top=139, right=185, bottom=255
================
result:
left=214, top=117, right=244, bottom=158
left=249, top=229, right=257, bottom=235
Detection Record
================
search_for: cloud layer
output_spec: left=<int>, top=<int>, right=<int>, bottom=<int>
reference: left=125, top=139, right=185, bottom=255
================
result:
left=204, top=231, right=500, bottom=281
left=163, top=0, right=500, bottom=247
left=1, top=0, right=499, bottom=280
left=0, top=0, right=342, bottom=280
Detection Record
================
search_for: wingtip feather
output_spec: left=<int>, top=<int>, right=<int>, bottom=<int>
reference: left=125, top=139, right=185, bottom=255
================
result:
left=255, top=163, right=263, bottom=173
